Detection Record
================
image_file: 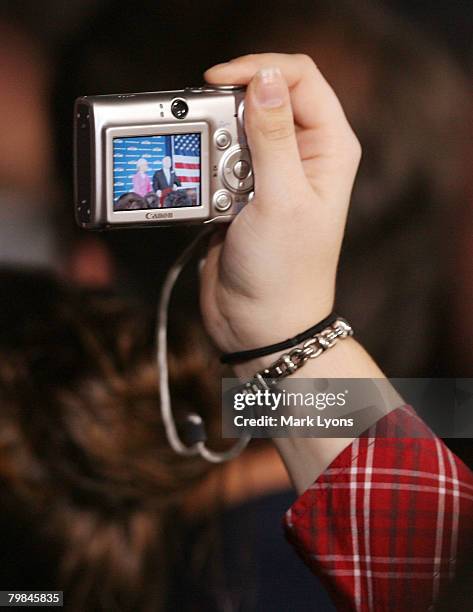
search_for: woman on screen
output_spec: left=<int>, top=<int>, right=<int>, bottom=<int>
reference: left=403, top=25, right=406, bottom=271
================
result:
left=132, top=158, right=152, bottom=196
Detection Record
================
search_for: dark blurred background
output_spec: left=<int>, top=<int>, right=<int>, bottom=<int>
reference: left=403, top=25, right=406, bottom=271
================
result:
left=5, top=0, right=473, bottom=61
left=0, top=1, right=472, bottom=610
left=1, top=0, right=471, bottom=373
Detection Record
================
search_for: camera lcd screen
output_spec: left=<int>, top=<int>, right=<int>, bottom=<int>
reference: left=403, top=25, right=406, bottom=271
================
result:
left=113, top=133, right=201, bottom=211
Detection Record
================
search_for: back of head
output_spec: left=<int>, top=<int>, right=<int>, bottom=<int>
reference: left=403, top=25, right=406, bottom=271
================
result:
left=0, top=268, right=218, bottom=610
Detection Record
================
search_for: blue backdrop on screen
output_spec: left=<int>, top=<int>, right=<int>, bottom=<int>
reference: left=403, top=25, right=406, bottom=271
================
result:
left=113, top=135, right=171, bottom=201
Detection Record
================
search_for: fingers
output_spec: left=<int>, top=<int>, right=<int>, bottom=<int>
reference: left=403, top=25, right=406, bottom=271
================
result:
left=205, top=53, right=351, bottom=136
left=206, top=53, right=361, bottom=203
left=240, top=67, right=306, bottom=211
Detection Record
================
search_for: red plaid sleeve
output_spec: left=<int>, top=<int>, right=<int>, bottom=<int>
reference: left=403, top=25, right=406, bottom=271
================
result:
left=284, top=406, right=473, bottom=611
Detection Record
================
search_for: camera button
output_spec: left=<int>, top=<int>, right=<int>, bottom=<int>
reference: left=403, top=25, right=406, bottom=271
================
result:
left=211, top=85, right=245, bottom=91
left=213, top=190, right=233, bottom=212
left=233, top=160, right=251, bottom=180
left=214, top=129, right=232, bottom=150
left=220, top=146, right=253, bottom=192
left=171, top=98, right=189, bottom=119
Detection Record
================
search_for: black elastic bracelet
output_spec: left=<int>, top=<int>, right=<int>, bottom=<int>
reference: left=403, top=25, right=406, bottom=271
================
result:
left=220, top=311, right=339, bottom=365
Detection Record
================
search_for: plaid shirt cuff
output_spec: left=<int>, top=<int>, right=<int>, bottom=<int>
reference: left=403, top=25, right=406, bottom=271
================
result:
left=284, top=406, right=473, bottom=611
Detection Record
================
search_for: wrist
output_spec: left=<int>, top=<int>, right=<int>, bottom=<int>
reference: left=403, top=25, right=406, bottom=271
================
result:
left=218, top=294, right=335, bottom=355
left=232, top=339, right=396, bottom=495
left=222, top=311, right=340, bottom=366
left=232, top=337, right=383, bottom=380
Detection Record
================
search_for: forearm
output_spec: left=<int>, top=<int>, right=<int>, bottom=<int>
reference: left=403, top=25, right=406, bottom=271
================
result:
left=203, top=54, right=400, bottom=492
left=233, top=337, right=401, bottom=493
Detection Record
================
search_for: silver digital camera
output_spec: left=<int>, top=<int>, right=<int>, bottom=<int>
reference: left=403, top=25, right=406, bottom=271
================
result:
left=74, top=86, right=253, bottom=229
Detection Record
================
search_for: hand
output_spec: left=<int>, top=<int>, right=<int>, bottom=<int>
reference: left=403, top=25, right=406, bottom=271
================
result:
left=200, top=53, right=361, bottom=353
left=173, top=184, right=177, bottom=191
left=157, top=189, right=162, bottom=197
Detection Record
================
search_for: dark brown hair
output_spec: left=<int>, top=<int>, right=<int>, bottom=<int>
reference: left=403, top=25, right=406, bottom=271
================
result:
left=0, top=268, right=220, bottom=610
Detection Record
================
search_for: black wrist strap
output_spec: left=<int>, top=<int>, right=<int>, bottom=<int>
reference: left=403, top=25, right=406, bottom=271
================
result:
left=220, top=311, right=339, bottom=365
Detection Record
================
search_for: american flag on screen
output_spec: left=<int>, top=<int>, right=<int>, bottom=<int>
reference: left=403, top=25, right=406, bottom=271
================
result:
left=173, top=134, right=201, bottom=188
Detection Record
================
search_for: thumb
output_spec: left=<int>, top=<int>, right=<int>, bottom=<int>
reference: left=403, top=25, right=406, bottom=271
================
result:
left=244, top=67, right=305, bottom=209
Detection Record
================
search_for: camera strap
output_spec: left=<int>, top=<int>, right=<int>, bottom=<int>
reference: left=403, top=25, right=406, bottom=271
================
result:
left=157, top=226, right=251, bottom=462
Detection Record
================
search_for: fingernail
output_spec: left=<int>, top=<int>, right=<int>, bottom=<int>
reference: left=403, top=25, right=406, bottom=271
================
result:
left=254, top=67, right=285, bottom=108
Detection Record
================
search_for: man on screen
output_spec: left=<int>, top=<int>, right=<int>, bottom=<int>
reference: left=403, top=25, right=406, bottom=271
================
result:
left=152, top=156, right=181, bottom=206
